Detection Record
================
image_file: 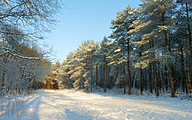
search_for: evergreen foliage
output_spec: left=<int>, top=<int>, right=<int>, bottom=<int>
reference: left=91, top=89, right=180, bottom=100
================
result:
left=59, top=0, right=192, bottom=97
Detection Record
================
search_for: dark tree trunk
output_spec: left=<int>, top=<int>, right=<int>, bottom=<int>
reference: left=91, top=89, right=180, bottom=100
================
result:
left=105, top=60, right=107, bottom=91
left=83, top=59, right=86, bottom=88
left=68, top=74, right=70, bottom=89
left=103, top=57, right=106, bottom=92
left=162, top=11, right=175, bottom=97
left=144, top=68, right=147, bottom=91
left=181, top=47, right=187, bottom=93
left=139, top=51, right=143, bottom=94
left=152, top=39, right=158, bottom=96
left=157, top=63, right=160, bottom=92
left=116, top=65, right=119, bottom=87
left=123, top=62, right=126, bottom=94
left=91, top=55, right=93, bottom=92
left=149, top=62, right=153, bottom=93
left=186, top=2, right=192, bottom=72
left=127, top=39, right=131, bottom=95
left=99, top=65, right=102, bottom=87
left=187, top=56, right=191, bottom=94
left=96, top=65, right=98, bottom=89
left=161, top=64, right=165, bottom=92
left=108, top=67, right=111, bottom=89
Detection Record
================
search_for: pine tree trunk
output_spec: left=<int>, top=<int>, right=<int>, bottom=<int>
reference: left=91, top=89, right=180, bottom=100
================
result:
left=153, top=60, right=158, bottom=96
left=99, top=65, right=102, bottom=87
left=157, top=63, right=162, bottom=92
left=186, top=2, right=192, bottom=94
left=181, top=47, right=187, bottom=93
left=160, top=64, right=165, bottom=92
left=110, top=76, right=112, bottom=89
left=91, top=55, right=93, bottom=92
left=116, top=65, right=119, bottom=87
left=152, top=39, right=158, bottom=96
left=162, top=11, right=175, bottom=97
left=164, top=64, right=168, bottom=92
left=83, top=59, right=86, bottom=88
left=85, top=57, right=88, bottom=88
left=167, top=60, right=175, bottom=97
left=140, top=67, right=143, bottom=94
left=186, top=2, right=192, bottom=73
left=144, top=68, right=147, bottom=91
left=127, top=39, right=131, bottom=95
left=119, top=63, right=122, bottom=89
left=169, top=32, right=176, bottom=93
left=103, top=57, right=106, bottom=92
left=108, top=67, right=111, bottom=89
left=139, top=51, right=143, bottom=94
left=187, top=56, right=191, bottom=94
left=105, top=60, right=107, bottom=90
left=123, top=62, right=126, bottom=94
left=68, top=74, right=70, bottom=89
left=149, top=62, right=153, bottom=93
left=96, top=65, right=98, bottom=89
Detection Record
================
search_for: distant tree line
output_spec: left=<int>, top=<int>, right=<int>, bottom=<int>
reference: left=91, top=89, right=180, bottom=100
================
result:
left=58, top=0, right=192, bottom=98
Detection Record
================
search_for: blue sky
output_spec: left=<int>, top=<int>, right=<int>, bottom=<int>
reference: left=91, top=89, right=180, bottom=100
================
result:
left=46, top=0, right=141, bottom=64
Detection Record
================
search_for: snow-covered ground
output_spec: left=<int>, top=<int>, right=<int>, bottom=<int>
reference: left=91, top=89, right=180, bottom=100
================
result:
left=1, top=89, right=192, bottom=120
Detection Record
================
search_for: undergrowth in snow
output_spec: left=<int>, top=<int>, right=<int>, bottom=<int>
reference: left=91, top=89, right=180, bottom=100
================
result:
left=75, top=85, right=192, bottom=101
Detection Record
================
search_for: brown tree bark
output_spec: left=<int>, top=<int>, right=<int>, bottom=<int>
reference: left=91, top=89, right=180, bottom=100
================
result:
left=68, top=74, right=70, bottom=89
left=96, top=65, right=98, bottom=89
left=152, top=39, right=158, bottom=96
left=127, top=39, right=132, bottom=95
left=162, top=10, right=175, bottom=97
left=83, top=59, right=86, bottom=88
left=181, top=47, right=187, bottom=93
left=103, top=57, right=106, bottom=92
left=139, top=51, right=143, bottom=94
left=157, top=63, right=161, bottom=92
left=91, top=55, right=93, bottom=92
left=186, top=2, right=192, bottom=71
left=123, top=62, right=126, bottom=94
left=108, top=67, right=111, bottom=89
left=116, top=65, right=119, bottom=84
left=149, top=62, right=153, bottom=93
left=105, top=60, right=107, bottom=91
left=161, top=64, right=165, bottom=93
left=187, top=56, right=192, bottom=94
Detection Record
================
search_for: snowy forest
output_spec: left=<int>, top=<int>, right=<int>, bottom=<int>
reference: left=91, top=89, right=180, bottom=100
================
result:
left=56, top=0, right=192, bottom=98
left=1, top=0, right=192, bottom=119
left=1, top=0, right=192, bottom=99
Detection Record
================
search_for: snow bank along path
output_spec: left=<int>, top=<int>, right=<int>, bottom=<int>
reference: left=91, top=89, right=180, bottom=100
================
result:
left=11, top=90, right=192, bottom=120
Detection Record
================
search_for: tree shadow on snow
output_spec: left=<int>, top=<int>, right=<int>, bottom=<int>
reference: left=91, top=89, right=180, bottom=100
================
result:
left=23, top=94, right=41, bottom=120
left=65, top=109, right=95, bottom=120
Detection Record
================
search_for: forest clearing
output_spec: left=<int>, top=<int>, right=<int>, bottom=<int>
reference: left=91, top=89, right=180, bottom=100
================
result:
left=1, top=89, right=192, bottom=120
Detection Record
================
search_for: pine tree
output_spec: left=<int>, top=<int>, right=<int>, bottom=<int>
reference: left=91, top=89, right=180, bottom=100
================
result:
left=96, top=37, right=111, bottom=92
left=133, top=0, right=177, bottom=97
left=62, top=40, right=99, bottom=91
left=109, top=5, right=139, bottom=94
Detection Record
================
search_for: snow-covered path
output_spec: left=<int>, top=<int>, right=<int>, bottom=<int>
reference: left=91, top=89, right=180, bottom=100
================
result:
left=3, top=90, right=192, bottom=120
